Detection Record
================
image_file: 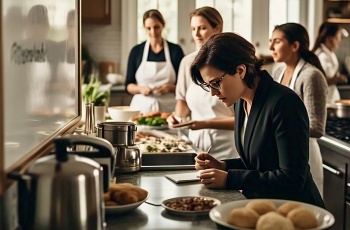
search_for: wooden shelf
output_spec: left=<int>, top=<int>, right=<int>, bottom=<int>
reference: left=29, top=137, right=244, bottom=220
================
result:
left=327, top=18, right=350, bottom=23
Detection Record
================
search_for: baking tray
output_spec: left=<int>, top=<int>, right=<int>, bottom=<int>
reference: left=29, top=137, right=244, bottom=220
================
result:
left=136, top=130, right=197, bottom=170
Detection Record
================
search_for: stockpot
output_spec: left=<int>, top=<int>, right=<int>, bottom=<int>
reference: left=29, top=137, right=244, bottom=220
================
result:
left=97, top=121, right=137, bottom=146
left=332, top=100, right=350, bottom=118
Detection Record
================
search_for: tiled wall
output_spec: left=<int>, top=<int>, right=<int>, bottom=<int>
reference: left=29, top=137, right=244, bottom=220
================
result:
left=82, top=0, right=122, bottom=73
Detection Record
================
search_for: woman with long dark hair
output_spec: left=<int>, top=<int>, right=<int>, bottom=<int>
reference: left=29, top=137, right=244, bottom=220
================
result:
left=312, top=22, right=348, bottom=104
left=270, top=23, right=328, bottom=196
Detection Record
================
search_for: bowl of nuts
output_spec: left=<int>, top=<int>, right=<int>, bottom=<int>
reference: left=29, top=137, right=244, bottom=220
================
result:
left=162, top=196, right=221, bottom=216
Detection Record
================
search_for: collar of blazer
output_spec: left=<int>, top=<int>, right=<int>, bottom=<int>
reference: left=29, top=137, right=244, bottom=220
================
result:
left=234, top=71, right=273, bottom=168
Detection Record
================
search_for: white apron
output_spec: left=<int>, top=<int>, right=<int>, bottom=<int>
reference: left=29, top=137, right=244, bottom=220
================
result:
left=27, top=61, right=51, bottom=113
left=130, top=40, right=176, bottom=114
left=54, top=61, right=76, bottom=113
left=277, top=59, right=324, bottom=196
left=186, top=83, right=238, bottom=160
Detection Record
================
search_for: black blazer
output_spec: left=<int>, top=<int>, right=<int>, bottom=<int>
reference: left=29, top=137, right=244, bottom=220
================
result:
left=224, top=71, right=325, bottom=208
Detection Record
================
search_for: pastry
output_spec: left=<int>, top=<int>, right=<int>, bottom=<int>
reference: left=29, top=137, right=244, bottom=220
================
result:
left=287, top=207, right=318, bottom=229
left=227, top=207, right=259, bottom=228
left=277, top=201, right=301, bottom=216
left=246, top=199, right=277, bottom=215
left=256, top=212, right=294, bottom=230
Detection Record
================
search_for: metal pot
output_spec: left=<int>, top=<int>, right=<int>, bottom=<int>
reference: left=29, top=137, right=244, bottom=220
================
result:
left=334, top=100, right=350, bottom=118
left=115, top=145, right=141, bottom=173
left=9, top=135, right=112, bottom=230
left=97, top=121, right=137, bottom=146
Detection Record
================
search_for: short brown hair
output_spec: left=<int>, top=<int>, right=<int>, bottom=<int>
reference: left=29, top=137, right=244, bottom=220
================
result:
left=190, top=32, right=264, bottom=89
left=143, top=9, right=165, bottom=26
left=190, top=7, right=223, bottom=32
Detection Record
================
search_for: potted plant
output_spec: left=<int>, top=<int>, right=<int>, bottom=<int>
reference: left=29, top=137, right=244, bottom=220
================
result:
left=82, top=73, right=111, bottom=124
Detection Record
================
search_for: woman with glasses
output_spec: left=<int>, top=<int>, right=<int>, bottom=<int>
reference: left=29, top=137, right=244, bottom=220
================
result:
left=191, top=32, right=325, bottom=208
left=270, top=23, right=328, bottom=197
left=167, top=7, right=238, bottom=159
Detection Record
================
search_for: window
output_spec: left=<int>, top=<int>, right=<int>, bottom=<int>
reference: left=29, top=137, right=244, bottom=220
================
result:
left=137, top=0, right=178, bottom=44
left=269, top=0, right=300, bottom=37
left=195, top=0, right=252, bottom=41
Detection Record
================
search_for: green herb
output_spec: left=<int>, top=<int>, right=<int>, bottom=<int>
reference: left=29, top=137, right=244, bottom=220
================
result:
left=82, top=72, right=111, bottom=106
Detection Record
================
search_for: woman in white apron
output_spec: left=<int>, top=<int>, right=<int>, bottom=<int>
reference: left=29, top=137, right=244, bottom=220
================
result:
left=167, top=7, right=238, bottom=160
left=126, top=9, right=184, bottom=114
left=270, top=23, right=328, bottom=196
left=129, top=39, right=177, bottom=114
left=312, top=23, right=348, bottom=105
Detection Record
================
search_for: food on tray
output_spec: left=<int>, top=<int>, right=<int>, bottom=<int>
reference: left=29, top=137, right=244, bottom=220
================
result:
left=226, top=199, right=318, bottom=229
left=164, top=197, right=217, bottom=211
left=245, top=199, right=276, bottom=215
left=104, top=183, right=148, bottom=206
left=287, top=207, right=318, bottom=229
left=135, top=131, right=193, bottom=153
left=256, top=212, right=294, bottom=230
left=131, top=111, right=171, bottom=126
left=227, top=207, right=259, bottom=228
left=277, top=201, right=301, bottom=216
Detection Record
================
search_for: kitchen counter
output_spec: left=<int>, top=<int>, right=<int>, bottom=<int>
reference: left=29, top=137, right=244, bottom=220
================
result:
left=105, top=170, right=246, bottom=230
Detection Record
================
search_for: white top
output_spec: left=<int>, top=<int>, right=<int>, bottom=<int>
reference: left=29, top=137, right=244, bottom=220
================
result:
left=315, top=43, right=341, bottom=104
left=175, top=51, right=238, bottom=159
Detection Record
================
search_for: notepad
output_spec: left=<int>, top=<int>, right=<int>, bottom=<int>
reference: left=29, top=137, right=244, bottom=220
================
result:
left=165, top=172, right=200, bottom=184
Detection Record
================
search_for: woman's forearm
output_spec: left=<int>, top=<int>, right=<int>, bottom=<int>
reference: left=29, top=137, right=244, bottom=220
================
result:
left=174, top=100, right=191, bottom=118
left=194, top=117, right=235, bottom=130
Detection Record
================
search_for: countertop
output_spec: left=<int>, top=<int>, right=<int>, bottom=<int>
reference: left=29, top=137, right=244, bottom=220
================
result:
left=105, top=170, right=246, bottom=230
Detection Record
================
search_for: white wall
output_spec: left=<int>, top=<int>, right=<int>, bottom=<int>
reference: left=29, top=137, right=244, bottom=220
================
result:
left=82, top=0, right=122, bottom=73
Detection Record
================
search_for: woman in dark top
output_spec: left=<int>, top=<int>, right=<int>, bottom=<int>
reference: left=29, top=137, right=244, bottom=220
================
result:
left=125, top=9, right=184, bottom=114
left=190, top=32, right=325, bottom=208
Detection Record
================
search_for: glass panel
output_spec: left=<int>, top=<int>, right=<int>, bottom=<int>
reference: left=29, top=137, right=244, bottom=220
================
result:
left=195, top=0, right=252, bottom=41
left=137, top=0, right=178, bottom=44
left=269, top=0, right=300, bottom=37
left=2, top=0, right=78, bottom=168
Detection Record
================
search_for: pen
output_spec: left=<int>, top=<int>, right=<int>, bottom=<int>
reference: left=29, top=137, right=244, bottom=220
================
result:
left=204, top=146, right=212, bottom=161
left=206, top=146, right=212, bottom=154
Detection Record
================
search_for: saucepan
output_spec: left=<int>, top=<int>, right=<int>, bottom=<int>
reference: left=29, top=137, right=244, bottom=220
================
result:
left=329, top=100, right=350, bottom=118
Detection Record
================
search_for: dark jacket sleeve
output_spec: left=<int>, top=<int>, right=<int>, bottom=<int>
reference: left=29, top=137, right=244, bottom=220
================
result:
left=226, top=93, right=310, bottom=194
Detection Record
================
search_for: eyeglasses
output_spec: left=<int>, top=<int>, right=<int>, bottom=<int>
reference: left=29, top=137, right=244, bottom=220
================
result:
left=199, top=72, right=227, bottom=92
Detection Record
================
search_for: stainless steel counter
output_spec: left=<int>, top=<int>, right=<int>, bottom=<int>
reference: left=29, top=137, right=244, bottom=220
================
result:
left=105, top=170, right=246, bottom=230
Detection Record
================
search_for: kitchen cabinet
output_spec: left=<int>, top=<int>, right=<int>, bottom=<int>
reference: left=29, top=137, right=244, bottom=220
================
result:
left=82, top=0, right=111, bottom=24
left=323, top=0, right=350, bottom=23
left=109, top=86, right=132, bottom=107
left=319, top=136, right=350, bottom=230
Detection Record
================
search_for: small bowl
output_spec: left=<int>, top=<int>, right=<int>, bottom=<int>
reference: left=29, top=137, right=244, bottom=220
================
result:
left=107, top=106, right=140, bottom=121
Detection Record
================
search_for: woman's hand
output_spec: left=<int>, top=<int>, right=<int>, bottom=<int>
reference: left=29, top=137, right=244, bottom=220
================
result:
left=336, top=73, right=348, bottom=84
left=199, top=168, right=228, bottom=188
left=153, top=84, right=175, bottom=95
left=195, top=153, right=226, bottom=170
left=140, top=86, right=153, bottom=96
left=166, top=113, right=180, bottom=126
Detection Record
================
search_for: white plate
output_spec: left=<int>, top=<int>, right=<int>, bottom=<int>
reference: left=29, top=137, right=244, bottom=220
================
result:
left=105, top=194, right=149, bottom=214
left=162, top=196, right=221, bottom=216
left=137, top=124, right=169, bottom=130
left=209, top=199, right=335, bottom=230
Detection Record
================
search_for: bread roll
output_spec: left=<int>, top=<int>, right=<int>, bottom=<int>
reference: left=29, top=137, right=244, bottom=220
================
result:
left=256, top=212, right=294, bottom=230
left=227, top=207, right=259, bottom=228
left=246, top=200, right=277, bottom=215
left=287, top=207, right=318, bottom=229
left=117, top=190, right=139, bottom=205
left=277, top=201, right=301, bottom=216
left=105, top=200, right=119, bottom=206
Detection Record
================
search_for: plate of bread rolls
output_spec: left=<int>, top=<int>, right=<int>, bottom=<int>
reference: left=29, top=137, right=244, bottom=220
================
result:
left=104, top=183, right=149, bottom=214
left=209, top=199, right=334, bottom=230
